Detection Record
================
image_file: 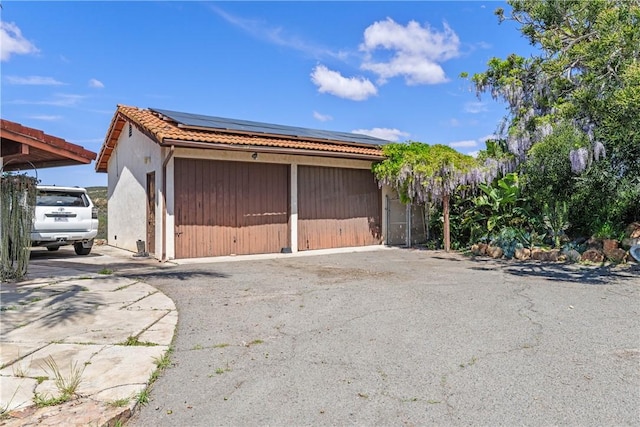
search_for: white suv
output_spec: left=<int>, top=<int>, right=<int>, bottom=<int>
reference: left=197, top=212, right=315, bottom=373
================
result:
left=31, top=186, right=99, bottom=255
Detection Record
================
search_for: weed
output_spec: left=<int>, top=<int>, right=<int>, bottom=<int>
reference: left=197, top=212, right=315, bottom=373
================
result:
left=35, top=376, right=48, bottom=384
left=98, top=268, right=113, bottom=275
left=109, top=398, right=130, bottom=408
left=246, top=339, right=264, bottom=347
left=0, top=387, right=20, bottom=416
left=215, top=368, right=225, bottom=375
left=213, top=343, right=229, bottom=349
left=41, top=355, right=85, bottom=397
left=427, top=399, right=441, bottom=404
left=120, top=336, right=157, bottom=347
left=33, top=392, right=70, bottom=407
left=459, top=356, right=478, bottom=369
left=12, top=361, right=27, bottom=378
left=149, top=347, right=173, bottom=383
left=0, top=306, right=17, bottom=311
left=136, top=389, right=149, bottom=406
left=192, top=344, right=203, bottom=350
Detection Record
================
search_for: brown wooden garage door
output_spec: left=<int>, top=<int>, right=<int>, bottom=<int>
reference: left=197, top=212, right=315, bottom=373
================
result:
left=174, top=159, right=289, bottom=258
left=298, top=166, right=382, bottom=251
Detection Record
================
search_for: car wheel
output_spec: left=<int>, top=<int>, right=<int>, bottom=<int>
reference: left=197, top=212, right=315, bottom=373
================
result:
left=74, top=242, right=92, bottom=256
left=47, top=246, right=60, bottom=252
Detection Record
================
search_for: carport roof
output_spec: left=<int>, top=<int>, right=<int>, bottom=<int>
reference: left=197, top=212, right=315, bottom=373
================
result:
left=96, top=105, right=386, bottom=172
left=1, top=119, right=97, bottom=172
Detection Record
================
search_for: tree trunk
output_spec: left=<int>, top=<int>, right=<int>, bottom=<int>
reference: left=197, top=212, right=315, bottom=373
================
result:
left=443, top=193, right=450, bottom=252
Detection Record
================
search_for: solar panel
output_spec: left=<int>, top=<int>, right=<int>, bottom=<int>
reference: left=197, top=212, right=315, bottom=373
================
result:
left=150, top=108, right=389, bottom=147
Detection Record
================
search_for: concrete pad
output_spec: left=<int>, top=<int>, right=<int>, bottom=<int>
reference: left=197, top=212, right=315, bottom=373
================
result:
left=93, top=384, right=142, bottom=403
left=62, top=306, right=170, bottom=344
left=137, top=311, right=177, bottom=346
left=128, top=291, right=177, bottom=311
left=0, top=343, right=47, bottom=370
left=80, top=345, right=168, bottom=394
left=0, top=344, right=103, bottom=379
left=0, top=377, right=38, bottom=412
left=61, top=276, right=139, bottom=292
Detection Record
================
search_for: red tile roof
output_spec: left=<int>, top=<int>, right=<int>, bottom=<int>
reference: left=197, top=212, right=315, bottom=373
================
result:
left=1, top=119, right=96, bottom=172
left=96, top=105, right=384, bottom=172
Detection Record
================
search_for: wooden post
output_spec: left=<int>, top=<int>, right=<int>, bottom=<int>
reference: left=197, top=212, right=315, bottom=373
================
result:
left=443, top=193, right=450, bottom=252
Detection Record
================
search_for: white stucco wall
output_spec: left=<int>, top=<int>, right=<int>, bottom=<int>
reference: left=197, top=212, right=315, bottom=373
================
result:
left=107, top=124, right=162, bottom=253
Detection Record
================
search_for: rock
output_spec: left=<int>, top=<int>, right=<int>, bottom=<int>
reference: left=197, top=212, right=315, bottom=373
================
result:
left=604, top=248, right=628, bottom=263
left=581, top=248, right=605, bottom=263
left=530, top=248, right=560, bottom=262
left=514, top=247, right=531, bottom=260
left=621, top=237, right=640, bottom=250
left=478, top=243, right=488, bottom=255
left=486, top=246, right=503, bottom=259
left=564, top=249, right=581, bottom=263
left=543, top=249, right=560, bottom=262
left=625, top=222, right=640, bottom=239
left=586, top=238, right=603, bottom=251
left=602, top=239, right=619, bottom=253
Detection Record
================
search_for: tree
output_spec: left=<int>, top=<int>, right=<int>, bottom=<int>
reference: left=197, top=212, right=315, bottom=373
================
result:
left=470, top=0, right=640, bottom=235
left=373, top=142, right=491, bottom=252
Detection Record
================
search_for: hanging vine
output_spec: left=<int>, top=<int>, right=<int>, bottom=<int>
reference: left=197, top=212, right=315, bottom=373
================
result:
left=1, top=173, right=37, bottom=281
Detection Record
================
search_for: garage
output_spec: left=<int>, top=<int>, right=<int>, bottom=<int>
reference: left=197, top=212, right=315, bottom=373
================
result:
left=298, top=166, right=382, bottom=251
left=174, top=158, right=290, bottom=258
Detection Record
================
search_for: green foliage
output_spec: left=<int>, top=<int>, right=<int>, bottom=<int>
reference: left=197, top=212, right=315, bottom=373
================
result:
left=1, top=174, right=37, bottom=281
left=373, top=142, right=480, bottom=204
left=469, top=0, right=640, bottom=239
left=543, top=201, right=570, bottom=248
left=490, top=227, right=524, bottom=259
left=461, top=173, right=536, bottom=243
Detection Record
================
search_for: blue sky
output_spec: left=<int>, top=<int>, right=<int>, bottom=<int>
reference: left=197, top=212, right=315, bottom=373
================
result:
left=1, top=1, right=535, bottom=187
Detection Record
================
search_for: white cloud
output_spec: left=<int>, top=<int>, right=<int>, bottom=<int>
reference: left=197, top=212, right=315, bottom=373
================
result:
left=464, top=101, right=488, bottom=113
left=313, top=111, right=333, bottom=122
left=311, top=65, right=377, bottom=101
left=448, top=118, right=461, bottom=127
left=449, top=139, right=478, bottom=149
left=479, top=134, right=497, bottom=142
left=0, top=21, right=39, bottom=61
left=89, top=78, right=104, bottom=88
left=359, top=18, right=460, bottom=85
left=210, top=5, right=346, bottom=60
left=27, top=115, right=62, bottom=121
left=352, top=127, right=409, bottom=142
left=468, top=150, right=480, bottom=158
left=12, top=93, right=85, bottom=107
left=6, top=76, right=64, bottom=86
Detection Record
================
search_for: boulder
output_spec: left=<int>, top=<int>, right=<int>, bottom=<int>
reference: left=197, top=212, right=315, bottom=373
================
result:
left=486, top=246, right=503, bottom=259
left=478, top=243, right=488, bottom=255
left=542, top=249, right=560, bottom=262
left=602, top=239, right=619, bottom=253
left=563, top=249, right=581, bottom=263
left=586, top=238, right=603, bottom=251
left=514, top=247, right=531, bottom=260
left=604, top=248, right=628, bottom=264
left=581, top=248, right=605, bottom=263
left=621, top=238, right=640, bottom=250
left=626, top=222, right=640, bottom=239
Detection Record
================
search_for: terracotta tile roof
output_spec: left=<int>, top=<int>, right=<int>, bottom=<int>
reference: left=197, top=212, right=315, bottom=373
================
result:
left=96, top=105, right=384, bottom=172
left=1, top=119, right=96, bottom=172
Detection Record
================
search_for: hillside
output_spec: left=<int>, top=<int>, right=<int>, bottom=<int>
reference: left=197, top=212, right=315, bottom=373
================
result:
left=86, top=186, right=107, bottom=240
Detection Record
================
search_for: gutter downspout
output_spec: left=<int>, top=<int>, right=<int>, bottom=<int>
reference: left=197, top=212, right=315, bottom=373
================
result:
left=161, top=145, right=175, bottom=261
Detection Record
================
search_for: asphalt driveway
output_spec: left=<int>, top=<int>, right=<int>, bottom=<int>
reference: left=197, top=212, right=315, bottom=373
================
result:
left=116, top=248, right=639, bottom=426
